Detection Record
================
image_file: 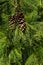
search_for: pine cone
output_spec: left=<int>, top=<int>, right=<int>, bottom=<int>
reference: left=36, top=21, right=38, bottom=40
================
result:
left=15, top=12, right=25, bottom=32
left=9, top=15, right=16, bottom=31
left=8, top=12, right=26, bottom=32
left=18, top=17, right=25, bottom=31
left=15, top=12, right=24, bottom=21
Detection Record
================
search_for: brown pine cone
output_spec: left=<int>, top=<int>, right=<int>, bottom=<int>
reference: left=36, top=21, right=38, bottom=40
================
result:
left=19, top=20, right=25, bottom=31
left=9, top=15, right=16, bottom=31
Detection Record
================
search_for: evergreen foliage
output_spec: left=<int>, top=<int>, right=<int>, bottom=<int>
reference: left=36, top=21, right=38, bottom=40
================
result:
left=0, top=0, right=43, bottom=65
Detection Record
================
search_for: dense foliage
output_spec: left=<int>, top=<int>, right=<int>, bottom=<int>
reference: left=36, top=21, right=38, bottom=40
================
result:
left=0, top=0, right=43, bottom=65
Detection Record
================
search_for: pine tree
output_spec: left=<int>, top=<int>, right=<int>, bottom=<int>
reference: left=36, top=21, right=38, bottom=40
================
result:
left=0, top=0, right=43, bottom=65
